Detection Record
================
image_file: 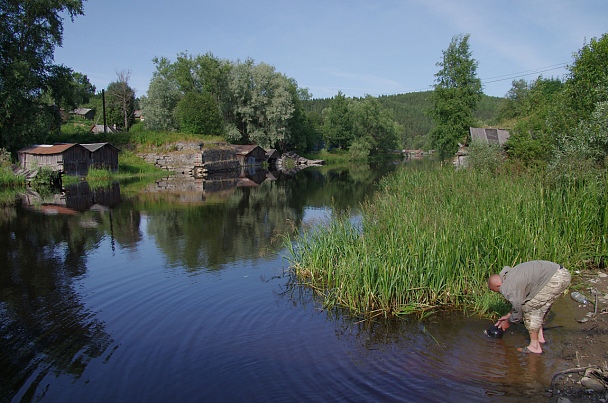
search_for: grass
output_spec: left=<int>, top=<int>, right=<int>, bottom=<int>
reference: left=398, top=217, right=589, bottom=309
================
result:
left=286, top=165, right=608, bottom=319
left=0, top=167, right=25, bottom=188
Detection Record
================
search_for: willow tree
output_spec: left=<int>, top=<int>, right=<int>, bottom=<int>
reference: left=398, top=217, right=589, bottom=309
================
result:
left=428, top=34, right=482, bottom=157
left=227, top=60, right=296, bottom=149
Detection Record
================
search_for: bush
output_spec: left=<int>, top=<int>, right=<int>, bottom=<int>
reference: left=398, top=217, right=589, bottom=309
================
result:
left=466, top=140, right=504, bottom=174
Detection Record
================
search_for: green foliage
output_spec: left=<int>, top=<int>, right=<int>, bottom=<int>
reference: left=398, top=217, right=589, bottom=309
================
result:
left=466, top=140, right=504, bottom=174
left=429, top=34, right=482, bottom=157
left=288, top=166, right=608, bottom=317
left=32, top=167, right=61, bottom=196
left=564, top=33, right=608, bottom=122
left=175, top=92, right=224, bottom=135
left=552, top=100, right=608, bottom=171
left=0, top=148, right=24, bottom=188
left=142, top=53, right=312, bottom=150
left=348, top=138, right=371, bottom=161
left=140, top=73, right=180, bottom=131
left=228, top=60, right=296, bottom=148
left=322, top=91, right=353, bottom=149
left=504, top=129, right=550, bottom=164
left=0, top=0, right=85, bottom=151
left=350, top=96, right=400, bottom=155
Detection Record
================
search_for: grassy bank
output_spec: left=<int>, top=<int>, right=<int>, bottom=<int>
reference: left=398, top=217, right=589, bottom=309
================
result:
left=287, top=165, right=608, bottom=319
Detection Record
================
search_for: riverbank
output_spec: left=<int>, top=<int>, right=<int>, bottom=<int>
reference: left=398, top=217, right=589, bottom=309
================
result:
left=549, top=270, right=608, bottom=401
left=288, top=165, right=608, bottom=319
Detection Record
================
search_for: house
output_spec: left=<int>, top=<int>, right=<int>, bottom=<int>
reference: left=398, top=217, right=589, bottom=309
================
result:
left=265, top=149, right=280, bottom=165
left=232, top=145, right=266, bottom=167
left=70, top=108, right=95, bottom=120
left=81, top=143, right=120, bottom=172
left=18, top=143, right=90, bottom=176
left=469, top=128, right=510, bottom=145
left=133, top=110, right=144, bottom=121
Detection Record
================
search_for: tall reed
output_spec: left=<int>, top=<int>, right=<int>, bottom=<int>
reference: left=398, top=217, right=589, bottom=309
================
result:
left=287, top=165, right=608, bottom=318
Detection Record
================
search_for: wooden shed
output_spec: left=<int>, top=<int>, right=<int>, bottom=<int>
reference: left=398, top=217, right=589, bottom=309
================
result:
left=81, top=143, right=120, bottom=172
left=18, top=143, right=90, bottom=176
left=70, top=108, right=95, bottom=120
left=265, top=149, right=280, bottom=166
left=232, top=145, right=266, bottom=167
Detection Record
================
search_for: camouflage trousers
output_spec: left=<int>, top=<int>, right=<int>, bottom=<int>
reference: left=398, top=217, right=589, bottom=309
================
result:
left=522, top=266, right=571, bottom=333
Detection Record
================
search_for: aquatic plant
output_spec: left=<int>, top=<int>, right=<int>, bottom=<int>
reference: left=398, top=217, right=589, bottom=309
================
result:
left=287, top=165, right=608, bottom=318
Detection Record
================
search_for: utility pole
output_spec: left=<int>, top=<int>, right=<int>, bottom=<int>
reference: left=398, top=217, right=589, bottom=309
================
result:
left=102, top=89, right=107, bottom=133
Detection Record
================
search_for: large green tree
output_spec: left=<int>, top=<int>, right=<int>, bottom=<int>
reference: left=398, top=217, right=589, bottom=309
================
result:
left=350, top=95, right=400, bottom=155
left=226, top=60, right=296, bottom=148
left=0, top=0, right=85, bottom=150
left=428, top=34, right=482, bottom=157
left=322, top=91, right=353, bottom=149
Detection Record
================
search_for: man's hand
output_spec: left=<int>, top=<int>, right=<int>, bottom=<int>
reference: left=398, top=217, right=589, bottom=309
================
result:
left=495, top=313, right=511, bottom=331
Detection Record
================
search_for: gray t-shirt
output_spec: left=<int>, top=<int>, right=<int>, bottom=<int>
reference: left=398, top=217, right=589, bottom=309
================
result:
left=499, top=260, right=560, bottom=323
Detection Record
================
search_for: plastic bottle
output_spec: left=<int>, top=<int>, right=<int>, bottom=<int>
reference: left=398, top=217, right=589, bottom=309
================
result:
left=571, top=291, right=590, bottom=305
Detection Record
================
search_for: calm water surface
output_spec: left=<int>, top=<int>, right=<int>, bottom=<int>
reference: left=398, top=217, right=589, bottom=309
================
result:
left=0, top=162, right=576, bottom=402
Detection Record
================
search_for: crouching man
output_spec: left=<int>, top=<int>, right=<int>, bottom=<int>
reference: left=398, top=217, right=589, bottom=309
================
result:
left=488, top=260, right=571, bottom=354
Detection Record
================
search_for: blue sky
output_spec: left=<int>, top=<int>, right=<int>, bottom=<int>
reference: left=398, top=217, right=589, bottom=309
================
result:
left=54, top=1, right=608, bottom=100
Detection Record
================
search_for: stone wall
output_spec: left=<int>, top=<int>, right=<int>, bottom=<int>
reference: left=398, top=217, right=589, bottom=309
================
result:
left=138, top=143, right=240, bottom=179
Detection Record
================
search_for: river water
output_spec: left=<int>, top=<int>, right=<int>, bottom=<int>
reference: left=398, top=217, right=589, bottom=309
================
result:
left=0, top=161, right=579, bottom=402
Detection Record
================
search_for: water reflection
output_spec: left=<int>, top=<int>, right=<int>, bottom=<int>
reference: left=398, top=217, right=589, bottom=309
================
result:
left=0, top=203, right=112, bottom=401
left=0, top=163, right=397, bottom=402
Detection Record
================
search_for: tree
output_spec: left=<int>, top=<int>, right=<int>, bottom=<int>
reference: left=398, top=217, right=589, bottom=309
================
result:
left=140, top=57, right=181, bottom=131
left=350, top=95, right=400, bottom=155
left=322, top=91, right=352, bottom=149
left=0, top=0, right=85, bottom=150
left=428, top=34, right=482, bottom=157
left=564, top=33, right=608, bottom=121
left=226, top=60, right=296, bottom=148
left=106, top=70, right=135, bottom=131
left=175, top=91, right=224, bottom=135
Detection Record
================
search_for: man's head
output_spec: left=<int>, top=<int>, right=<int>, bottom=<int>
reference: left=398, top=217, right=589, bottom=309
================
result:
left=488, top=274, right=502, bottom=293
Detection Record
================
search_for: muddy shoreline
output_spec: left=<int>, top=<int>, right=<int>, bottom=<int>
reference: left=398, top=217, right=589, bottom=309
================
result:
left=547, top=269, right=608, bottom=402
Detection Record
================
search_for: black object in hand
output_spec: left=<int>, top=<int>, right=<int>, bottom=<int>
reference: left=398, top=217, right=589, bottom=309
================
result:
left=485, top=325, right=504, bottom=338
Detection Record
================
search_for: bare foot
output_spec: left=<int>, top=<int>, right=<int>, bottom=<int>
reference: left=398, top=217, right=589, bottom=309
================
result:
left=517, top=346, right=543, bottom=354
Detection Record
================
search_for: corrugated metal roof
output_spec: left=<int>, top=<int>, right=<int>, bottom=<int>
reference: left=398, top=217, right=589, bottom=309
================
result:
left=18, top=143, right=78, bottom=155
left=470, top=128, right=510, bottom=145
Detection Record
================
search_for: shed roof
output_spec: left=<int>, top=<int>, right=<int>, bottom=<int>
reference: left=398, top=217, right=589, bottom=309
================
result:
left=18, top=143, right=79, bottom=155
left=232, top=145, right=263, bottom=155
left=80, top=142, right=121, bottom=152
left=470, top=128, right=510, bottom=145
left=71, top=108, right=93, bottom=115
left=265, top=149, right=279, bottom=158
left=91, top=124, right=115, bottom=133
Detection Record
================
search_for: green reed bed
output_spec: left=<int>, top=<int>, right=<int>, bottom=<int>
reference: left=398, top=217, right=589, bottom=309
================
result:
left=287, top=166, right=608, bottom=318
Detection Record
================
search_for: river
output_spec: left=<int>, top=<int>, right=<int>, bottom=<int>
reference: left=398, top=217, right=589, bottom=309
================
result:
left=0, top=161, right=578, bottom=402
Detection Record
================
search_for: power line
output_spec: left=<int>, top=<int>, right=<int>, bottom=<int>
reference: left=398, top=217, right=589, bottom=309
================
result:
left=481, top=64, right=568, bottom=84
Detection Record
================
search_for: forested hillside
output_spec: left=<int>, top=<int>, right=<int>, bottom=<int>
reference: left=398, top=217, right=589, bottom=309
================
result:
left=303, top=92, right=505, bottom=150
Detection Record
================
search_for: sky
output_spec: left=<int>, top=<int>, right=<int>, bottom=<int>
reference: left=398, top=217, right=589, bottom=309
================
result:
left=54, top=0, right=608, bottom=100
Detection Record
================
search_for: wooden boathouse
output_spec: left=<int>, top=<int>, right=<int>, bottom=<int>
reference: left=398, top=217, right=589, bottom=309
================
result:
left=81, top=143, right=120, bottom=172
left=18, top=143, right=90, bottom=176
left=232, top=145, right=266, bottom=167
left=18, top=142, right=120, bottom=176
